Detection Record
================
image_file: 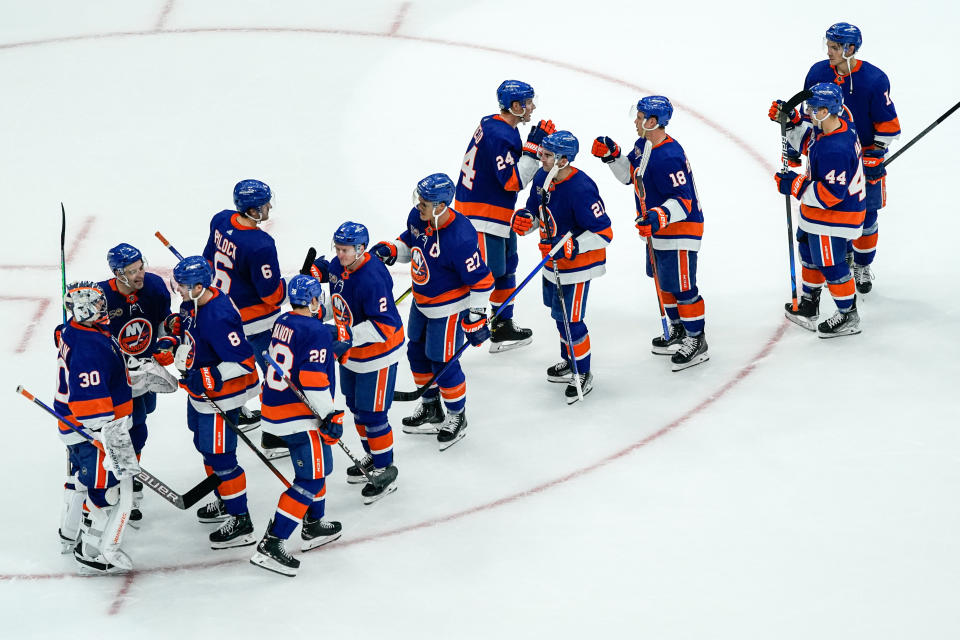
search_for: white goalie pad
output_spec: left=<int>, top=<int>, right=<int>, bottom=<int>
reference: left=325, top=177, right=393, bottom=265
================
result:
left=100, top=417, right=141, bottom=480
left=129, top=358, right=179, bottom=395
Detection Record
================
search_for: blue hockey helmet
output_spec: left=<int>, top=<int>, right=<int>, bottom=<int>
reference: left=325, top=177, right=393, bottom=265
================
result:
left=107, top=243, right=143, bottom=273
left=497, top=80, right=535, bottom=111
left=635, top=95, right=673, bottom=127
left=416, top=173, right=456, bottom=206
left=64, top=280, right=108, bottom=323
left=287, top=274, right=325, bottom=309
left=825, top=22, right=862, bottom=52
left=333, top=221, right=369, bottom=249
left=805, top=82, right=844, bottom=116
left=172, top=256, right=212, bottom=288
left=539, top=130, right=579, bottom=164
left=233, top=179, right=272, bottom=213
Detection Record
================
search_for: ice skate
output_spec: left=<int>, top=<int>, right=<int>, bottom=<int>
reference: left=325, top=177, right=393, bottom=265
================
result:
left=651, top=322, right=686, bottom=355
left=546, top=360, right=572, bottom=383
left=74, top=540, right=130, bottom=575
left=784, top=290, right=821, bottom=332
left=853, top=264, right=874, bottom=294
left=488, top=317, right=533, bottom=353
left=250, top=524, right=299, bottom=577
left=260, top=431, right=290, bottom=460
left=437, top=411, right=467, bottom=451
left=196, top=497, right=229, bottom=524
left=300, top=516, right=342, bottom=552
left=238, top=406, right=261, bottom=432
left=59, top=528, right=76, bottom=554
left=209, top=512, right=256, bottom=549
left=402, top=396, right=444, bottom=434
left=345, top=453, right=374, bottom=484
left=671, top=333, right=709, bottom=371
left=361, top=466, right=399, bottom=504
left=817, top=304, right=861, bottom=338
left=564, top=371, right=594, bottom=405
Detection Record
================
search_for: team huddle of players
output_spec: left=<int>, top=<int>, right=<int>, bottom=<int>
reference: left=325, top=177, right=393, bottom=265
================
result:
left=51, top=21, right=897, bottom=577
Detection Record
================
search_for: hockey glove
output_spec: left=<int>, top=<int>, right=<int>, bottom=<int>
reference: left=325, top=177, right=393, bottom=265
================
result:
left=775, top=170, right=809, bottom=198
left=162, top=313, right=182, bottom=337
left=591, top=136, right=621, bottom=163
left=768, top=100, right=801, bottom=127
left=636, top=207, right=669, bottom=238
left=523, top=119, right=556, bottom=158
left=310, top=255, right=331, bottom=283
left=510, top=209, right=537, bottom=235
left=152, top=335, right=178, bottom=366
left=182, top=366, right=223, bottom=395
left=461, top=309, right=490, bottom=347
left=862, top=145, right=887, bottom=180
left=318, top=410, right=344, bottom=445
left=370, top=241, right=398, bottom=266
left=332, top=324, right=353, bottom=360
left=561, top=236, right=580, bottom=260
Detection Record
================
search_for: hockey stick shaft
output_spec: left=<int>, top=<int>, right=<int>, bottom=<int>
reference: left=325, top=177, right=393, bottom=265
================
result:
left=300, top=247, right=318, bottom=275
left=154, top=230, right=185, bottom=261
left=884, top=99, right=960, bottom=168
left=393, top=230, right=573, bottom=402
left=395, top=286, right=412, bottom=305
left=59, top=204, right=67, bottom=323
left=16, top=385, right=220, bottom=509
left=778, top=89, right=812, bottom=312
left=200, top=392, right=292, bottom=489
left=263, top=352, right=388, bottom=488
left=646, top=237, right=670, bottom=339
left=551, top=258, right=583, bottom=402
left=633, top=139, right=669, bottom=340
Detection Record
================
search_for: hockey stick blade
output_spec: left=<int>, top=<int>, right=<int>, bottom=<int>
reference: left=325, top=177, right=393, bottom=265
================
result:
left=300, top=247, right=317, bottom=275
left=393, top=388, right=423, bottom=402
left=136, top=468, right=221, bottom=510
left=780, top=89, right=813, bottom=123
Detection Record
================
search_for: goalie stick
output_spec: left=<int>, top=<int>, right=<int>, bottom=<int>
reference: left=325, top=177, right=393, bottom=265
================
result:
left=777, top=89, right=813, bottom=312
left=264, top=352, right=397, bottom=490
left=16, top=385, right=221, bottom=509
left=393, top=230, right=573, bottom=402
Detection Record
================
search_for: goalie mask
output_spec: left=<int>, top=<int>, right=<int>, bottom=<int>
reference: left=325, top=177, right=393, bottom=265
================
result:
left=64, top=281, right=108, bottom=324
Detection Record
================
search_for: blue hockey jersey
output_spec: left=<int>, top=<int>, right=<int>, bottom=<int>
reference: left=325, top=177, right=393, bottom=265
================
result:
left=325, top=253, right=405, bottom=374
left=54, top=320, right=132, bottom=446
left=261, top=312, right=338, bottom=437
left=394, top=207, right=494, bottom=318
left=178, top=288, right=259, bottom=413
left=454, top=114, right=525, bottom=237
left=99, top=272, right=171, bottom=359
left=521, top=167, right=613, bottom=285
left=202, top=210, right=286, bottom=336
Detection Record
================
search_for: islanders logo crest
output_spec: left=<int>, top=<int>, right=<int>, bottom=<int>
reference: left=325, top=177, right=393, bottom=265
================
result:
left=331, top=293, right=353, bottom=328
left=118, top=318, right=153, bottom=355
left=410, top=247, right=430, bottom=285
left=538, top=207, right=558, bottom=243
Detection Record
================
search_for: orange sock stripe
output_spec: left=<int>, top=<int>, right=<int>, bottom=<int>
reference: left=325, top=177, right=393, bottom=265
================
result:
left=218, top=473, right=247, bottom=500
left=490, top=288, right=515, bottom=305
left=801, top=266, right=826, bottom=285
left=277, top=493, right=310, bottom=521
left=354, top=423, right=367, bottom=439
left=413, top=371, right=434, bottom=386
left=564, top=335, right=591, bottom=360
left=678, top=298, right=705, bottom=321
left=852, top=233, right=878, bottom=250
left=367, top=430, right=394, bottom=455
left=827, top=278, right=856, bottom=300
left=440, top=381, right=466, bottom=402
left=660, top=290, right=678, bottom=305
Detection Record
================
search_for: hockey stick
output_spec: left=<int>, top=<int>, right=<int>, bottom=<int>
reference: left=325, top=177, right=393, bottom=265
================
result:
left=155, top=230, right=185, bottom=261
left=300, top=247, right=317, bottom=275
left=884, top=98, right=960, bottom=168
left=264, top=352, right=397, bottom=489
left=394, top=286, right=412, bottom=305
left=778, top=89, right=813, bottom=312
left=393, top=230, right=572, bottom=402
left=17, top=385, right=221, bottom=509
left=199, top=392, right=292, bottom=489
left=632, top=138, right=670, bottom=340
left=59, top=203, right=67, bottom=323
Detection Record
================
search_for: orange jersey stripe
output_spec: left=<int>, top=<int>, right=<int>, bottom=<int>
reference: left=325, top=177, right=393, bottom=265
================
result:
left=262, top=402, right=315, bottom=422
left=298, top=369, right=331, bottom=390
left=414, top=285, right=470, bottom=306
left=799, top=204, right=865, bottom=227
left=347, top=325, right=405, bottom=361
left=874, top=117, right=901, bottom=134
left=455, top=200, right=515, bottom=224
left=815, top=182, right=843, bottom=207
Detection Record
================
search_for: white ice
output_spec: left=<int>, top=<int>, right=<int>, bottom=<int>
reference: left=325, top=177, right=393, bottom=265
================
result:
left=1, top=1, right=958, bottom=638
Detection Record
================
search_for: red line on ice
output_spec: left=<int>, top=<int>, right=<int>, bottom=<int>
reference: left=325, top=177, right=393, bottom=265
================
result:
left=0, top=26, right=787, bottom=610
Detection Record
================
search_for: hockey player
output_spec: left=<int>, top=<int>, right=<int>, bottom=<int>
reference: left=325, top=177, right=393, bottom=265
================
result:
left=774, top=83, right=865, bottom=337
left=172, top=256, right=261, bottom=548
left=370, top=173, right=494, bottom=449
left=98, top=243, right=176, bottom=524
left=512, top=131, right=613, bottom=403
left=55, top=281, right=135, bottom=573
left=453, top=80, right=556, bottom=352
left=201, top=179, right=286, bottom=430
left=253, top=275, right=344, bottom=576
left=311, top=222, right=403, bottom=503
left=592, top=96, right=708, bottom=370
left=769, top=22, right=900, bottom=293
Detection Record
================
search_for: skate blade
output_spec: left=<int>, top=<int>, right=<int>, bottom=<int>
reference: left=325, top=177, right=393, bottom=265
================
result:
left=488, top=337, right=533, bottom=353
left=671, top=354, right=710, bottom=372
left=547, top=375, right=572, bottom=383
left=238, top=422, right=260, bottom=433
left=250, top=554, right=298, bottom=577
left=345, top=474, right=370, bottom=485
left=565, top=385, right=594, bottom=405
left=264, top=448, right=290, bottom=460
left=650, top=345, right=680, bottom=356
left=817, top=327, right=862, bottom=339
left=300, top=532, right=342, bottom=552
left=102, top=548, right=134, bottom=571
left=784, top=311, right=818, bottom=332
left=76, top=561, right=130, bottom=576
left=60, top=541, right=77, bottom=555
left=198, top=515, right=230, bottom=524
left=402, top=424, right=440, bottom=435
left=127, top=520, right=141, bottom=530
left=362, top=483, right=398, bottom=505
left=438, top=431, right=467, bottom=451
left=210, top=533, right=257, bottom=550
